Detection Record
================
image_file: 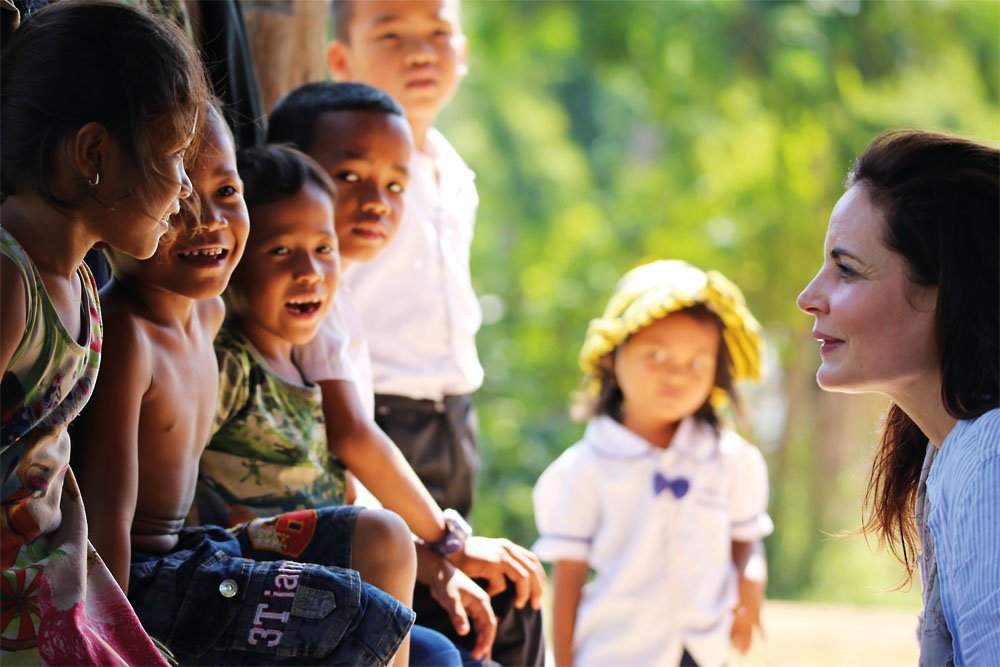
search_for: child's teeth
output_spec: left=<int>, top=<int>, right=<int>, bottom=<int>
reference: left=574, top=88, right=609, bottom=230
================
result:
left=183, top=248, right=223, bottom=257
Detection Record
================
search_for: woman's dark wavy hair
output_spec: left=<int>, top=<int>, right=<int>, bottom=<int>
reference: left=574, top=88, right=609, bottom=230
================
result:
left=574, top=304, right=739, bottom=433
left=851, top=130, right=999, bottom=582
left=1, top=0, right=210, bottom=213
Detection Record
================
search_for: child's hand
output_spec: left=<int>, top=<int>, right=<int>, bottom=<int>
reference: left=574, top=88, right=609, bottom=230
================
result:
left=449, top=536, right=547, bottom=610
left=426, top=555, right=498, bottom=660
left=731, top=577, right=765, bottom=653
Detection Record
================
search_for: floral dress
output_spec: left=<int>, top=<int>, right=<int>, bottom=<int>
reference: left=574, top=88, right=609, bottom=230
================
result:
left=1, top=227, right=166, bottom=665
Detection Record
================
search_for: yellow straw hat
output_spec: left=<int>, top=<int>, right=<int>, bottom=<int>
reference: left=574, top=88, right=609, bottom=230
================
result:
left=579, top=260, right=763, bottom=401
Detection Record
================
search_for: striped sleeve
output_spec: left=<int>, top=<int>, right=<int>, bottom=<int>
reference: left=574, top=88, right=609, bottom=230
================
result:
left=934, top=410, right=1000, bottom=665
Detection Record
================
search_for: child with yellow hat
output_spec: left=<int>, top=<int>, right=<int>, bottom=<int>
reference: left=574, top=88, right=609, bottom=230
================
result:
left=532, top=259, right=774, bottom=667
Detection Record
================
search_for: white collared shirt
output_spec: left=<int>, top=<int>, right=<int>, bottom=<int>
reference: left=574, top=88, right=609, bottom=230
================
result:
left=533, top=415, right=773, bottom=667
left=344, top=128, right=483, bottom=401
left=292, top=286, right=373, bottom=417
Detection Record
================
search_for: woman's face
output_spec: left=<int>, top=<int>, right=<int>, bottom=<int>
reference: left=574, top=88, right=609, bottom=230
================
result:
left=797, top=184, right=939, bottom=397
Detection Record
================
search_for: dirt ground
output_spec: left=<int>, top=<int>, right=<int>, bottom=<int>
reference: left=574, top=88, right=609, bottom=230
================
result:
left=729, top=599, right=919, bottom=666
left=542, top=597, right=922, bottom=666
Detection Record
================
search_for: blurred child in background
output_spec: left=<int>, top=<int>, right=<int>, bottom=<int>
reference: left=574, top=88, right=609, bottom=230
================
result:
left=533, top=260, right=773, bottom=667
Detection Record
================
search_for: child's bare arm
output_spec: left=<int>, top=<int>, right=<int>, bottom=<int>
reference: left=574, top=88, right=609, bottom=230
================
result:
left=0, top=256, right=26, bottom=376
left=317, top=378, right=445, bottom=539
left=552, top=559, right=588, bottom=667
left=76, top=314, right=151, bottom=591
left=731, top=539, right=767, bottom=653
left=318, top=378, right=547, bottom=609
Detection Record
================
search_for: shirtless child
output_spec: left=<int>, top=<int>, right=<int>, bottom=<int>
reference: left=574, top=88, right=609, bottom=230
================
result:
left=74, top=105, right=416, bottom=666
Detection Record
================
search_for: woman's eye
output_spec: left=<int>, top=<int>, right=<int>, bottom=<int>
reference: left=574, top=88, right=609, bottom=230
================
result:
left=388, top=182, right=404, bottom=194
left=836, top=262, right=856, bottom=279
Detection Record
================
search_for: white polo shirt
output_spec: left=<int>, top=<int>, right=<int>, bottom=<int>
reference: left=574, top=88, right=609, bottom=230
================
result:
left=344, top=128, right=483, bottom=401
left=533, top=415, right=773, bottom=667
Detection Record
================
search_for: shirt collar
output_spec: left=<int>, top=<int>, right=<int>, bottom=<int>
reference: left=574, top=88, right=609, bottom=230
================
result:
left=584, top=414, right=718, bottom=461
left=415, top=128, right=475, bottom=183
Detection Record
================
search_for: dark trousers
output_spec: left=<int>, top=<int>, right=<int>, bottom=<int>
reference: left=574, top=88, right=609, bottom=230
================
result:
left=374, top=393, right=480, bottom=519
left=374, top=393, right=546, bottom=667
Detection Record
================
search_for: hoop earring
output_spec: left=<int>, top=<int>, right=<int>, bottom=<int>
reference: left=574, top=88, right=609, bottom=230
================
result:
left=88, top=172, right=101, bottom=187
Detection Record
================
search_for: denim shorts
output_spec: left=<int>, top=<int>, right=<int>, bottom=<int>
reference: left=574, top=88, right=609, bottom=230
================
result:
left=129, top=506, right=415, bottom=665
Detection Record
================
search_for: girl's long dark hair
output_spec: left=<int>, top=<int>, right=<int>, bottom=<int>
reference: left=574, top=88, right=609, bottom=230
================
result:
left=850, top=130, right=999, bottom=582
left=1, top=0, right=210, bottom=212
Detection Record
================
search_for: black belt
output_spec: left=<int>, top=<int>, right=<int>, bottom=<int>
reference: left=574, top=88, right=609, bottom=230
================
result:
left=375, top=393, right=471, bottom=415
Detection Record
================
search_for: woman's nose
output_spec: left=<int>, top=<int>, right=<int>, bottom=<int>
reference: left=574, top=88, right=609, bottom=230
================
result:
left=796, top=274, right=825, bottom=314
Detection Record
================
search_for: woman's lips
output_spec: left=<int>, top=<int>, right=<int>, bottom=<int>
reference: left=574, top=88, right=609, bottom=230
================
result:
left=813, top=330, right=845, bottom=356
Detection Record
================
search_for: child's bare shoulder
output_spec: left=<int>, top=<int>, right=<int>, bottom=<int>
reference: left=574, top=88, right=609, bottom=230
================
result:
left=98, top=289, right=156, bottom=384
left=196, top=295, right=226, bottom=338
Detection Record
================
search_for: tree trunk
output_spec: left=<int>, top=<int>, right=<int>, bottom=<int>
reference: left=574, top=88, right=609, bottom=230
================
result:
left=240, top=0, right=330, bottom=113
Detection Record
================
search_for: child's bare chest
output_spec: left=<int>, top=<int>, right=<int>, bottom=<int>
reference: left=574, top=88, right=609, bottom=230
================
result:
left=143, top=332, right=218, bottom=451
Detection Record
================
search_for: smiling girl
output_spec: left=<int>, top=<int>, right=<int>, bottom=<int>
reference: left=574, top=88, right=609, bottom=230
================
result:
left=1, top=2, right=208, bottom=663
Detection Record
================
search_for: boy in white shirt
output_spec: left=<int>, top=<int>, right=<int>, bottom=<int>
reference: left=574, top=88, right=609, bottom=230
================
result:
left=327, top=0, right=481, bottom=522
left=326, top=2, right=547, bottom=664
left=268, top=76, right=546, bottom=665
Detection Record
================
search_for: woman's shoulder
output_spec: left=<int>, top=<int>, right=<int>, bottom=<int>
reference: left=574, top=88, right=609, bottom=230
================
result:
left=947, top=408, right=1000, bottom=463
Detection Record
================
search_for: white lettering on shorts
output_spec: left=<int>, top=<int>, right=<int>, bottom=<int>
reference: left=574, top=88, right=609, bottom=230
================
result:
left=247, top=560, right=308, bottom=648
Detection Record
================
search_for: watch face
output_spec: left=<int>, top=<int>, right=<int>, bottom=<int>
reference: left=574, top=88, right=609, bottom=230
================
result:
left=431, top=508, right=471, bottom=556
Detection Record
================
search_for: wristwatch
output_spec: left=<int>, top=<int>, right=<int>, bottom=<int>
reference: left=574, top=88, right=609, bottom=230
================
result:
left=427, top=508, right=472, bottom=557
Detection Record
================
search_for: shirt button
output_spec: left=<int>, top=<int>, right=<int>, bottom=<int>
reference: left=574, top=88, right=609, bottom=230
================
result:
left=219, top=579, right=238, bottom=598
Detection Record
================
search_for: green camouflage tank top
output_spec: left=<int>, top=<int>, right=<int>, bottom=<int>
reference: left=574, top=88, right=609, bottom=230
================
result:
left=196, top=324, right=346, bottom=528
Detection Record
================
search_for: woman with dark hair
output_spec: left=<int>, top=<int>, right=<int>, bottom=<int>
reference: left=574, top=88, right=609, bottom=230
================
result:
left=797, top=130, right=999, bottom=665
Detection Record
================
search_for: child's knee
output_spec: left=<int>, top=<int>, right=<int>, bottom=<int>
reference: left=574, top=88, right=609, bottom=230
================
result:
left=353, top=508, right=416, bottom=573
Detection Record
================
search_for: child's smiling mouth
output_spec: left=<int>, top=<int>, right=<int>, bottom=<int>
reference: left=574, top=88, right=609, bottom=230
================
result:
left=285, top=297, right=323, bottom=317
left=178, top=246, right=229, bottom=267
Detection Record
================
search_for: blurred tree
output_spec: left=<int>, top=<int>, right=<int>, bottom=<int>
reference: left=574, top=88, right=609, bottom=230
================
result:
left=435, top=0, right=999, bottom=602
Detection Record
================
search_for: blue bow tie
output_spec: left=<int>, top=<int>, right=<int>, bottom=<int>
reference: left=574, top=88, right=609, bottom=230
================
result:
left=653, top=472, right=690, bottom=499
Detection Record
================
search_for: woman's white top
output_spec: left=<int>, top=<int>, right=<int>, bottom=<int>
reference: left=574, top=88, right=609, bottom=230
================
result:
left=533, top=415, right=773, bottom=667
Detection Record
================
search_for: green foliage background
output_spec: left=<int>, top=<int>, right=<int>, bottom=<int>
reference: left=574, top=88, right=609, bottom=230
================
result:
left=435, top=0, right=999, bottom=604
